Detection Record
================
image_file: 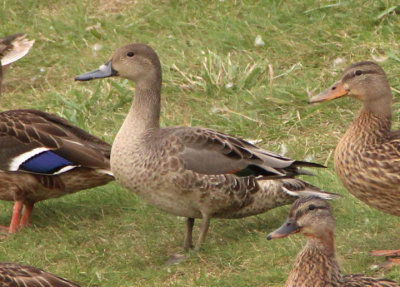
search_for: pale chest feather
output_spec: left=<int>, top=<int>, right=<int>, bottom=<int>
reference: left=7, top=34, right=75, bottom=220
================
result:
left=110, top=129, right=204, bottom=216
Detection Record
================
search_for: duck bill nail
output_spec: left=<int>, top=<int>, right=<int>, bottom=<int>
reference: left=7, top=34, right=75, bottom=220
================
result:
left=266, top=219, right=300, bottom=240
left=75, top=60, right=117, bottom=81
left=308, top=82, right=348, bottom=104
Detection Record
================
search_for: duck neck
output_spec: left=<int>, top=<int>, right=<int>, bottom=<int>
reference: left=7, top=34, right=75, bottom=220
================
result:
left=128, top=75, right=162, bottom=134
left=287, top=231, right=341, bottom=286
left=305, top=231, right=337, bottom=258
left=345, top=97, right=392, bottom=146
left=362, top=92, right=392, bottom=120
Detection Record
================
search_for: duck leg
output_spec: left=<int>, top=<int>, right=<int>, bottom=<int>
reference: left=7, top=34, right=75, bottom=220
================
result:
left=194, top=215, right=211, bottom=251
left=370, top=250, right=400, bottom=268
left=371, top=250, right=400, bottom=257
left=184, top=217, right=195, bottom=251
left=1, top=202, right=34, bottom=235
left=20, top=203, right=34, bottom=227
left=8, top=201, right=23, bottom=234
left=164, top=218, right=195, bottom=265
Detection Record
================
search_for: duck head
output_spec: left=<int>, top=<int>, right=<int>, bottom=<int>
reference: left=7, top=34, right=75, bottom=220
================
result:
left=75, top=43, right=161, bottom=84
left=308, top=61, right=392, bottom=105
left=267, top=196, right=335, bottom=240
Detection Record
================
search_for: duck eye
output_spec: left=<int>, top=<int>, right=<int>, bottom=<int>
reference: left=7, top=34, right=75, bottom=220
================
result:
left=355, top=70, right=362, bottom=76
left=127, top=52, right=135, bottom=57
left=308, top=204, right=316, bottom=211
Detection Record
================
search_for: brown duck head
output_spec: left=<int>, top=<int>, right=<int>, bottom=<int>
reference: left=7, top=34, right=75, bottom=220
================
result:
left=308, top=61, right=392, bottom=116
left=267, top=196, right=335, bottom=240
left=75, top=43, right=162, bottom=85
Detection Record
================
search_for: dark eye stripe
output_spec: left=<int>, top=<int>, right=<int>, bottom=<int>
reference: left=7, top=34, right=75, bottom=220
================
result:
left=342, top=69, right=379, bottom=82
left=293, top=205, right=328, bottom=220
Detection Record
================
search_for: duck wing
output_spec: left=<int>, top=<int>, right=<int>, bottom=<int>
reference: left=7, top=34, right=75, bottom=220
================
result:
left=343, top=274, right=400, bottom=287
left=0, top=33, right=34, bottom=66
left=390, top=128, right=400, bottom=140
left=0, top=109, right=111, bottom=175
left=0, top=262, right=81, bottom=287
left=363, top=136, right=400, bottom=182
left=163, top=126, right=324, bottom=178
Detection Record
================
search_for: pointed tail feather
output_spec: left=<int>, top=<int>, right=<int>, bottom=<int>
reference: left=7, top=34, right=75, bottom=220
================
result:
left=293, top=160, right=326, bottom=168
left=295, top=168, right=315, bottom=176
left=281, top=178, right=341, bottom=200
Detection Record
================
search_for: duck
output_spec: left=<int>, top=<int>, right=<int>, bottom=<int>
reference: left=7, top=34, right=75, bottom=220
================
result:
left=0, top=33, right=34, bottom=97
left=267, top=196, right=400, bottom=287
left=308, top=61, right=400, bottom=266
left=0, top=262, right=80, bottom=286
left=75, top=43, right=337, bottom=251
left=0, top=34, right=114, bottom=234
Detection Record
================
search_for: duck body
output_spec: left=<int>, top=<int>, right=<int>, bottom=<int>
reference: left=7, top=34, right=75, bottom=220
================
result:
left=0, top=109, right=113, bottom=233
left=334, top=110, right=400, bottom=216
left=111, top=123, right=315, bottom=219
left=0, top=262, right=80, bottom=287
left=267, top=197, right=400, bottom=287
left=76, top=43, right=335, bottom=250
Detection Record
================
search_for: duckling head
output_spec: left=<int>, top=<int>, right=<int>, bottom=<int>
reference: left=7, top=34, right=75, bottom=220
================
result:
left=267, top=196, right=335, bottom=240
left=308, top=61, right=391, bottom=104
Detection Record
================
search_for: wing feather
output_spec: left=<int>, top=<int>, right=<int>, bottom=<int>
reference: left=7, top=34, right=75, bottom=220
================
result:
left=0, top=109, right=111, bottom=175
left=0, top=263, right=81, bottom=287
left=162, top=127, right=323, bottom=178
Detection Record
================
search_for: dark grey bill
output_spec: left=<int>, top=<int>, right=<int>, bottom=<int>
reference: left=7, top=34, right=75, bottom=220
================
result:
left=266, top=218, right=300, bottom=240
left=75, top=60, right=117, bottom=81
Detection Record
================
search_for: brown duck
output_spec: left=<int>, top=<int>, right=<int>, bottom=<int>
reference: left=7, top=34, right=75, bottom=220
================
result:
left=309, top=61, right=400, bottom=266
left=0, top=262, right=80, bottom=287
left=0, top=34, right=114, bottom=233
left=267, top=196, right=400, bottom=287
left=75, top=43, right=337, bottom=251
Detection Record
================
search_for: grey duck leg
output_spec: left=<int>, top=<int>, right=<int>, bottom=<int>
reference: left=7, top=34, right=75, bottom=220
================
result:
left=184, top=217, right=195, bottom=251
left=194, top=215, right=211, bottom=251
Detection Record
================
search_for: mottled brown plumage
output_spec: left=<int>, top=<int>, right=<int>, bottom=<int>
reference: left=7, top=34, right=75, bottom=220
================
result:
left=0, top=34, right=113, bottom=233
left=309, top=61, right=400, bottom=264
left=267, top=197, right=400, bottom=287
left=75, top=43, right=336, bottom=251
left=0, top=263, right=80, bottom=287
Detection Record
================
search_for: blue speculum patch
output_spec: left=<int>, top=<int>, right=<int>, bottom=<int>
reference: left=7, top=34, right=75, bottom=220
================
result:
left=20, top=150, right=74, bottom=174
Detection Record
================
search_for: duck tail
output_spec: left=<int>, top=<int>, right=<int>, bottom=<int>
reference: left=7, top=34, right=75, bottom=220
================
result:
left=293, top=160, right=326, bottom=169
left=281, top=178, right=341, bottom=200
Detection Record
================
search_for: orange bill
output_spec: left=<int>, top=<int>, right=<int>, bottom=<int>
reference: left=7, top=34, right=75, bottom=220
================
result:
left=308, top=82, right=348, bottom=104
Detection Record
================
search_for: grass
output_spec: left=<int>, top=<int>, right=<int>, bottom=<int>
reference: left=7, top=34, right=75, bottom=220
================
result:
left=0, top=0, right=399, bottom=286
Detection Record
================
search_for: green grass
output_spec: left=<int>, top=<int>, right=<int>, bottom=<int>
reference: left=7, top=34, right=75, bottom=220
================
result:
left=1, top=0, right=400, bottom=286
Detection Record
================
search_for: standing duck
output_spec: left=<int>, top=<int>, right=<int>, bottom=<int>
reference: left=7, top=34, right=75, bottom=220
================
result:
left=0, top=262, right=80, bottom=287
left=75, top=43, right=336, bottom=251
left=267, top=196, right=400, bottom=287
left=308, top=61, right=400, bottom=266
left=0, top=34, right=114, bottom=234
